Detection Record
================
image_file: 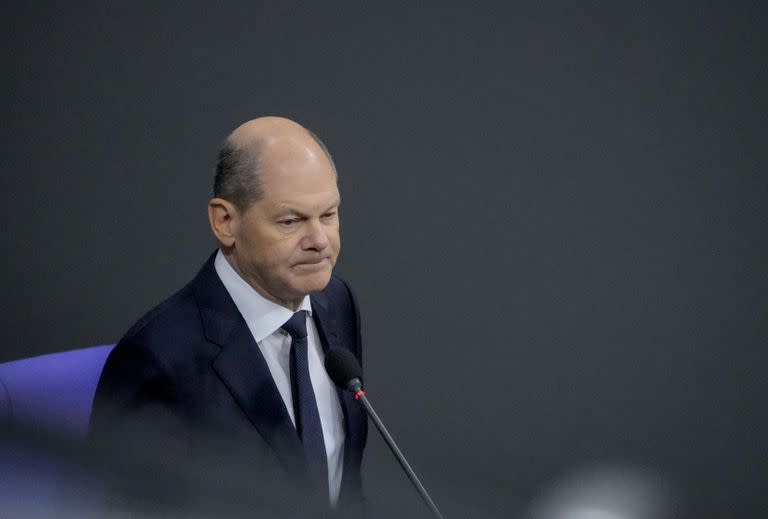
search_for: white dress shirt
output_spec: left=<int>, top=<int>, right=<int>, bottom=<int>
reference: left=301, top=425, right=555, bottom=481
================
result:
left=214, top=250, right=345, bottom=503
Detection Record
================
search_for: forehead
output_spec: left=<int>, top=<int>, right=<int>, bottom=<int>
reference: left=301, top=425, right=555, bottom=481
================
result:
left=256, top=139, right=339, bottom=210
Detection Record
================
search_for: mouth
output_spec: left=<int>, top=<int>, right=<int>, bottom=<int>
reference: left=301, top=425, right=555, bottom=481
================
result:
left=293, top=257, right=330, bottom=268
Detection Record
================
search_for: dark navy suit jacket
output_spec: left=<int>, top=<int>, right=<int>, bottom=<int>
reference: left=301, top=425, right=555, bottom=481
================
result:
left=90, top=253, right=366, bottom=516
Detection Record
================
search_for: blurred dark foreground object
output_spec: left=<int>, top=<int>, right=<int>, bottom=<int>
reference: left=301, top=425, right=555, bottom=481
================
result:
left=1, top=419, right=369, bottom=519
left=0, top=346, right=361, bottom=518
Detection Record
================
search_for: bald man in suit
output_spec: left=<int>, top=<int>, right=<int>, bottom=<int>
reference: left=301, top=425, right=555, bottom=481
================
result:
left=91, top=117, right=366, bottom=518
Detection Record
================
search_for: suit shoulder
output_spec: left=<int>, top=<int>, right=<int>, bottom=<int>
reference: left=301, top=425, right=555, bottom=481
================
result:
left=325, top=274, right=357, bottom=302
left=324, top=274, right=363, bottom=359
left=121, top=283, right=201, bottom=346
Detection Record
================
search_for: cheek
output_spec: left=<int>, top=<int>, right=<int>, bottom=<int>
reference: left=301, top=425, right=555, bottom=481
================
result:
left=268, top=237, right=301, bottom=267
left=241, top=234, right=286, bottom=273
left=328, top=227, right=341, bottom=251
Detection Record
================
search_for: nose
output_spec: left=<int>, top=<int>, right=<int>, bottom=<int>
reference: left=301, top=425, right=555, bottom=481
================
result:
left=301, top=219, right=329, bottom=252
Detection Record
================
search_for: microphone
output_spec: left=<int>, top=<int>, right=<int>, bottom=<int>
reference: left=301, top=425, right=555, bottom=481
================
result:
left=324, top=348, right=444, bottom=519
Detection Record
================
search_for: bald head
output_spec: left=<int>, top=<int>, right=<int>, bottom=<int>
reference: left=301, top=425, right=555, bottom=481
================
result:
left=214, top=116, right=336, bottom=211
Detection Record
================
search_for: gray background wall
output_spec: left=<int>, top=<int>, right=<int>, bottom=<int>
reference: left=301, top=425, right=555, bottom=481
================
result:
left=2, top=2, right=766, bottom=517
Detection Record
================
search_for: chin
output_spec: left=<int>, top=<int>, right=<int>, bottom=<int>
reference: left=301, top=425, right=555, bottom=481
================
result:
left=294, top=272, right=332, bottom=295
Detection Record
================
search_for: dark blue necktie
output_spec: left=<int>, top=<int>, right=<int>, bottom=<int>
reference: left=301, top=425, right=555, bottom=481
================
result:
left=282, top=311, right=329, bottom=496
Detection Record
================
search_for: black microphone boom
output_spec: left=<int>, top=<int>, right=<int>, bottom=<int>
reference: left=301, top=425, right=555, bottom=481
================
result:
left=324, top=348, right=444, bottom=519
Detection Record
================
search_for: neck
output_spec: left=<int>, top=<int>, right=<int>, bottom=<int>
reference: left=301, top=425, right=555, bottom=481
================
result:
left=221, top=249, right=303, bottom=311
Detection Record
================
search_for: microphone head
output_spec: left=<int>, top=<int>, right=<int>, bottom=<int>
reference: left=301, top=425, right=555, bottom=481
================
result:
left=324, top=348, right=363, bottom=391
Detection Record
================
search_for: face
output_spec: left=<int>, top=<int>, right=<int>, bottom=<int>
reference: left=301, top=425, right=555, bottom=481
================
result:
left=225, top=143, right=340, bottom=309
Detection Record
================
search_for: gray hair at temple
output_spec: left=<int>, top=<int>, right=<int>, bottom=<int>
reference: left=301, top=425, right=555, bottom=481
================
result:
left=213, top=127, right=337, bottom=211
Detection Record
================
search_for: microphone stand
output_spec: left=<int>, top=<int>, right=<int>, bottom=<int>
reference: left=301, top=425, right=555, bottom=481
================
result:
left=354, top=387, right=444, bottom=519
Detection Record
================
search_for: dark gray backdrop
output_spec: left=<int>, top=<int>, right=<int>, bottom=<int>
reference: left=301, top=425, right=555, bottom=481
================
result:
left=2, top=2, right=766, bottom=518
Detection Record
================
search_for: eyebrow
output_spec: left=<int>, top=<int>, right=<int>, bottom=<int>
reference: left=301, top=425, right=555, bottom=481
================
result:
left=275, top=199, right=341, bottom=219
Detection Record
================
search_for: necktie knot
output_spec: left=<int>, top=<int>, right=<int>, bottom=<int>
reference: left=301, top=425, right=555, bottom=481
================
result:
left=282, top=310, right=308, bottom=340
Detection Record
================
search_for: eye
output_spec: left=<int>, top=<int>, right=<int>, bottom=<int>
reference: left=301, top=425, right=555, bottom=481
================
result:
left=278, top=218, right=299, bottom=226
left=321, top=211, right=337, bottom=219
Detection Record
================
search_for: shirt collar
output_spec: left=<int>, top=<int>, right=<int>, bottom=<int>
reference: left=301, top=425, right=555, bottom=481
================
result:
left=214, top=249, right=312, bottom=343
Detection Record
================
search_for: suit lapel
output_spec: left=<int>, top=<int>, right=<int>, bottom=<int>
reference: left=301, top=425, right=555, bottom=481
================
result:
left=312, top=289, right=366, bottom=497
left=191, top=254, right=305, bottom=473
left=309, top=290, right=337, bottom=354
left=311, top=290, right=358, bottom=448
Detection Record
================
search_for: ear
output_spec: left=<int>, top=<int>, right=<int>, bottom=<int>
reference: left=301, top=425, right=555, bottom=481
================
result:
left=208, top=198, right=239, bottom=247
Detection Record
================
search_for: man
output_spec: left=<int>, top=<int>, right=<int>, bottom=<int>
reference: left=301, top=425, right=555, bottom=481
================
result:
left=90, top=117, right=366, bottom=518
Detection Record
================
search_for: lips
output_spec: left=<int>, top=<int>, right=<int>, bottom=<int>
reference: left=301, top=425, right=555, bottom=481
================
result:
left=293, top=257, right=329, bottom=267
